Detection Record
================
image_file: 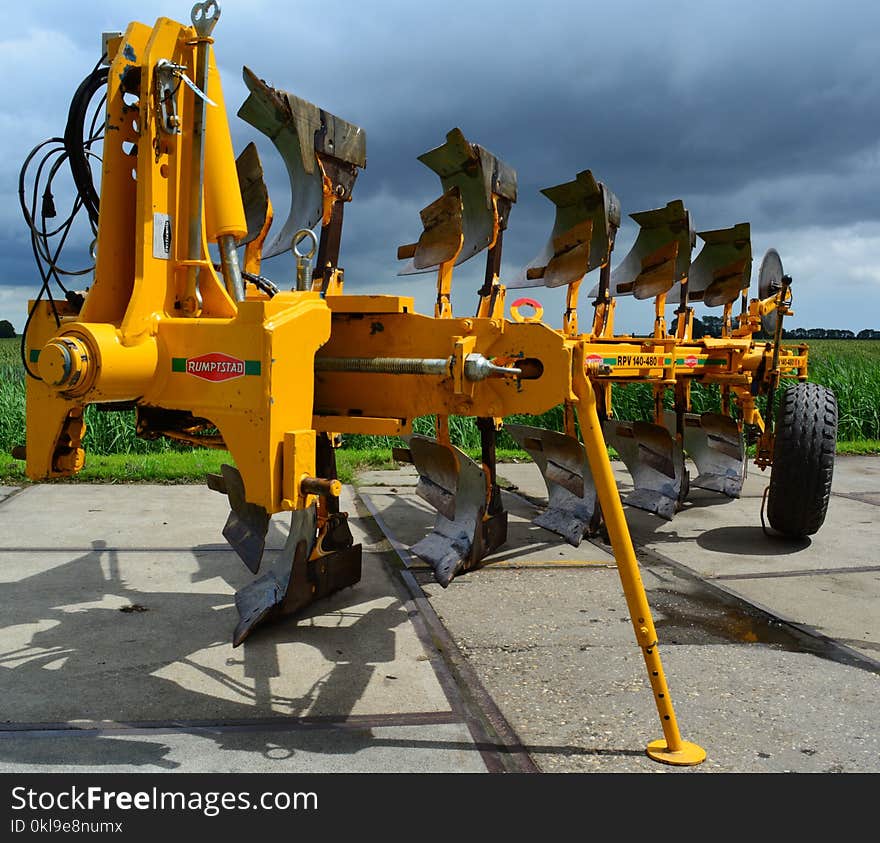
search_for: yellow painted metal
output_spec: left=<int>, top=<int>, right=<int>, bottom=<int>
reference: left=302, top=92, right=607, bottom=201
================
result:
left=570, top=344, right=706, bottom=765
left=16, top=7, right=775, bottom=767
left=281, top=430, right=317, bottom=511
left=562, top=278, right=582, bottom=336
left=243, top=195, right=273, bottom=278
left=314, top=311, right=573, bottom=421
left=509, top=297, right=545, bottom=323
left=434, top=260, right=457, bottom=319
left=313, top=416, right=411, bottom=436
left=475, top=282, right=506, bottom=321
left=23, top=14, right=329, bottom=516
left=325, top=295, right=414, bottom=314
left=28, top=291, right=331, bottom=514
left=203, top=54, right=248, bottom=243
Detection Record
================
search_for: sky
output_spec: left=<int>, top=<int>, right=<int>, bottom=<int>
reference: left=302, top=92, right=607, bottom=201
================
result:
left=2, top=0, right=879, bottom=334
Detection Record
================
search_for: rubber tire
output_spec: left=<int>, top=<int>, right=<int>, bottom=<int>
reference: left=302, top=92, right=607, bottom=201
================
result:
left=767, top=382, right=837, bottom=537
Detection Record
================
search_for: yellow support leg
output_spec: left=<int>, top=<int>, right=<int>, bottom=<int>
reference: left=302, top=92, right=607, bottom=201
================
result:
left=571, top=344, right=706, bottom=766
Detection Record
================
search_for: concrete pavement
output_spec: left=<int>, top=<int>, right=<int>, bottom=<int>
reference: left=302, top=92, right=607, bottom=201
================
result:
left=497, top=455, right=880, bottom=665
left=0, top=484, right=490, bottom=772
left=0, top=454, right=877, bottom=773
left=356, top=454, right=879, bottom=772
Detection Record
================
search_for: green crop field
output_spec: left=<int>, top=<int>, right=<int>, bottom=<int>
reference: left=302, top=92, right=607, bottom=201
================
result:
left=1, top=336, right=878, bottom=483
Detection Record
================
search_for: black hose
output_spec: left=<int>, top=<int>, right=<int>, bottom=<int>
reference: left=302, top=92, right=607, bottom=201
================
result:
left=64, top=64, right=108, bottom=229
left=17, top=57, right=107, bottom=379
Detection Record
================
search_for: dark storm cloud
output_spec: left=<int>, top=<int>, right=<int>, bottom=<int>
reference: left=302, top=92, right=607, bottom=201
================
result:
left=348, top=13, right=880, bottom=232
left=2, top=0, right=879, bottom=331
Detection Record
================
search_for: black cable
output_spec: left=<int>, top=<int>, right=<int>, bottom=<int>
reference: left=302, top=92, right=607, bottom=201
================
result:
left=23, top=64, right=105, bottom=280
left=18, top=139, right=64, bottom=377
left=64, top=63, right=108, bottom=229
left=18, top=54, right=108, bottom=379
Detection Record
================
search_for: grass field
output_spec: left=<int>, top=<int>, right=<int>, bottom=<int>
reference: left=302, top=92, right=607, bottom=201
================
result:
left=1, top=335, right=878, bottom=484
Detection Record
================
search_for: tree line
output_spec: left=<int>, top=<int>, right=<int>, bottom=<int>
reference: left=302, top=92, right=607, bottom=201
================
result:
left=693, top=316, right=878, bottom=340
left=2, top=317, right=878, bottom=342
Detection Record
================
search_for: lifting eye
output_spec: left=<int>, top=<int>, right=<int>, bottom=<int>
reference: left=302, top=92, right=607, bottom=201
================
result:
left=509, top=297, right=544, bottom=323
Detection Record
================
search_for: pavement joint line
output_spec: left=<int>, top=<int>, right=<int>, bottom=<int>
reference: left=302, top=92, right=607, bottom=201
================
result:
left=832, top=491, right=880, bottom=506
left=355, top=492, right=529, bottom=773
left=480, top=559, right=615, bottom=568
left=396, top=569, right=542, bottom=774
left=357, top=491, right=418, bottom=568
left=0, top=485, right=31, bottom=508
left=352, top=492, right=507, bottom=772
left=496, top=488, right=546, bottom=509
left=393, top=558, right=615, bottom=572
left=352, top=489, right=540, bottom=774
left=712, top=565, right=880, bottom=581
left=0, top=711, right=464, bottom=740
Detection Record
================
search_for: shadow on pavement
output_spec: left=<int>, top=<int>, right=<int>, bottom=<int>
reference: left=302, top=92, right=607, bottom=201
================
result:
left=696, top=526, right=811, bottom=555
left=0, top=538, right=410, bottom=769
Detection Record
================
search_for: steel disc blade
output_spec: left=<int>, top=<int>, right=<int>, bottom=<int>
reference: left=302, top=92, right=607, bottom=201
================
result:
left=758, top=248, right=785, bottom=335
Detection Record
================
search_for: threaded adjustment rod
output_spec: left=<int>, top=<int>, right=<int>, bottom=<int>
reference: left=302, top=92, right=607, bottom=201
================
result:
left=314, top=354, right=522, bottom=381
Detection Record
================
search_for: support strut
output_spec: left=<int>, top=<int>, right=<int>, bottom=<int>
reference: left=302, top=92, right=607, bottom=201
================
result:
left=571, top=345, right=706, bottom=765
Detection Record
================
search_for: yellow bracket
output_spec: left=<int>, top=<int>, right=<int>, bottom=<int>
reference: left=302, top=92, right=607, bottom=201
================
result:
left=563, top=279, right=582, bottom=337
left=281, top=430, right=317, bottom=511
left=313, top=416, right=410, bottom=436
left=452, top=334, right=477, bottom=394
left=435, top=259, right=456, bottom=319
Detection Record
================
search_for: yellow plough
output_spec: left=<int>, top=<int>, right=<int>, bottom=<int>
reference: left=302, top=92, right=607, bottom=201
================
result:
left=15, top=3, right=840, bottom=766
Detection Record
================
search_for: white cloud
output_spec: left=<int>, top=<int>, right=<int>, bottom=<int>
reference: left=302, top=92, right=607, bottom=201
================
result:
left=0, top=286, right=37, bottom=334
left=752, top=222, right=880, bottom=331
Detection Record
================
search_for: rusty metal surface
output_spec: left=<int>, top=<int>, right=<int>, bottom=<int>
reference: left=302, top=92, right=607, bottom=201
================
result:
left=409, top=434, right=459, bottom=521
left=603, top=419, right=684, bottom=519
left=668, top=411, right=745, bottom=497
left=408, top=436, right=489, bottom=586
left=604, top=200, right=694, bottom=299
left=411, top=188, right=464, bottom=270
left=668, top=222, right=751, bottom=306
left=509, top=170, right=620, bottom=289
left=232, top=505, right=362, bottom=646
left=238, top=66, right=365, bottom=259
left=398, top=128, right=516, bottom=275
left=219, top=463, right=270, bottom=574
left=234, top=141, right=269, bottom=246
left=504, top=423, right=597, bottom=546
